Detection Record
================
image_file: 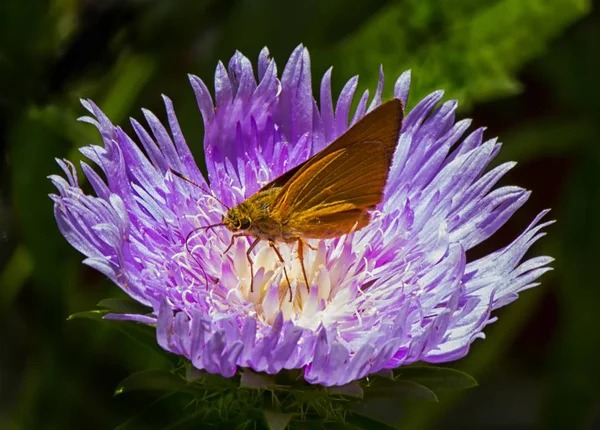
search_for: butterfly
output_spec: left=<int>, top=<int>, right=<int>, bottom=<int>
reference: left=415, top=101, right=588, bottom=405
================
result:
left=174, top=98, right=404, bottom=301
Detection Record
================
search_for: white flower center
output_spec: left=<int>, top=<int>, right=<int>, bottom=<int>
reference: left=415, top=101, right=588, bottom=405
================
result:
left=176, top=200, right=376, bottom=330
left=177, top=226, right=370, bottom=330
left=228, top=238, right=333, bottom=325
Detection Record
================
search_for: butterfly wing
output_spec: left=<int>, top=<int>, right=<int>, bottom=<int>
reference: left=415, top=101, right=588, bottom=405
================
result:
left=272, top=140, right=390, bottom=237
left=277, top=141, right=388, bottom=212
left=260, top=98, right=403, bottom=191
left=285, top=208, right=372, bottom=239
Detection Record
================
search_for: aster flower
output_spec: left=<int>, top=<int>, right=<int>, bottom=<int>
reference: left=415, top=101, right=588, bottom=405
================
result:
left=50, top=45, right=553, bottom=387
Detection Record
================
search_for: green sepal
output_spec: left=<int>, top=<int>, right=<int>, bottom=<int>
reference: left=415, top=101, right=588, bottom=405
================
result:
left=264, top=410, right=293, bottom=430
left=326, top=381, right=364, bottom=398
left=374, top=369, right=394, bottom=379
left=185, top=364, right=208, bottom=382
left=109, top=360, right=475, bottom=429
left=240, top=368, right=277, bottom=389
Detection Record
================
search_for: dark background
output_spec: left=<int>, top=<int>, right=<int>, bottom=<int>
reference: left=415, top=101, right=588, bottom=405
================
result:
left=1, top=0, right=599, bottom=429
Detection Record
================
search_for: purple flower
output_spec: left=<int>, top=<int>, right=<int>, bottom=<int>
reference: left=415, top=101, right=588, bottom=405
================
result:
left=50, top=45, right=553, bottom=386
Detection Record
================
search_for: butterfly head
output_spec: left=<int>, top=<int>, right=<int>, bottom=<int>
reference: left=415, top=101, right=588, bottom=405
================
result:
left=223, top=206, right=252, bottom=232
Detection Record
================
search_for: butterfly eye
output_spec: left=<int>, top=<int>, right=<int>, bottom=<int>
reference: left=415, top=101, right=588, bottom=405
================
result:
left=239, top=219, right=251, bottom=230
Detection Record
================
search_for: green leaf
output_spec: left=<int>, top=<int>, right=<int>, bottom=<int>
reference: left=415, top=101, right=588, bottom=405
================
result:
left=163, top=409, right=219, bottom=430
left=346, top=411, right=400, bottom=430
left=326, top=382, right=364, bottom=398
left=114, top=393, right=177, bottom=430
left=350, top=379, right=438, bottom=429
left=108, top=321, right=171, bottom=362
left=264, top=411, right=293, bottom=430
left=240, top=368, right=277, bottom=389
left=199, top=373, right=239, bottom=393
left=365, top=379, right=438, bottom=402
left=68, top=310, right=173, bottom=364
left=67, top=310, right=107, bottom=321
left=395, top=366, right=478, bottom=391
left=115, top=370, right=198, bottom=396
left=97, top=297, right=152, bottom=314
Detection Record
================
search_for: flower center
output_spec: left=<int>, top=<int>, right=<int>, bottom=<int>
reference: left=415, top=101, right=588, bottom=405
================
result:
left=228, top=238, right=334, bottom=325
left=177, top=210, right=374, bottom=329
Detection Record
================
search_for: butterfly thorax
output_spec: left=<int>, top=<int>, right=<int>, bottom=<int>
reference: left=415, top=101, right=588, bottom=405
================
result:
left=223, top=187, right=286, bottom=240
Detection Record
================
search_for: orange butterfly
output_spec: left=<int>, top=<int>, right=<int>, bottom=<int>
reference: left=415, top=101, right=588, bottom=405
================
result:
left=175, top=99, right=404, bottom=300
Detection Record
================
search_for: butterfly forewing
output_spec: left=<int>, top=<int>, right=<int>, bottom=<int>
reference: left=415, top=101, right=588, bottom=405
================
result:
left=286, top=208, right=372, bottom=239
left=273, top=141, right=389, bottom=216
left=266, top=99, right=404, bottom=238
left=259, top=99, right=404, bottom=192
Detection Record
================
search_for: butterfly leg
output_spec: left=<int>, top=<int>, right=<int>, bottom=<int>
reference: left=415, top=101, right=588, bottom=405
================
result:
left=224, top=233, right=245, bottom=254
left=296, top=238, right=311, bottom=292
left=302, top=238, right=317, bottom=251
left=245, top=238, right=260, bottom=293
left=268, top=240, right=293, bottom=302
left=222, top=234, right=256, bottom=292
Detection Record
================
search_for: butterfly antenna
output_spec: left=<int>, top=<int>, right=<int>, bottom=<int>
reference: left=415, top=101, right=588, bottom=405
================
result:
left=184, top=224, right=225, bottom=255
left=168, top=168, right=229, bottom=210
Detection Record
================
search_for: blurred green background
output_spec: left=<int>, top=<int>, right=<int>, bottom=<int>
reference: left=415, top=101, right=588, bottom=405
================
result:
left=1, top=0, right=599, bottom=428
